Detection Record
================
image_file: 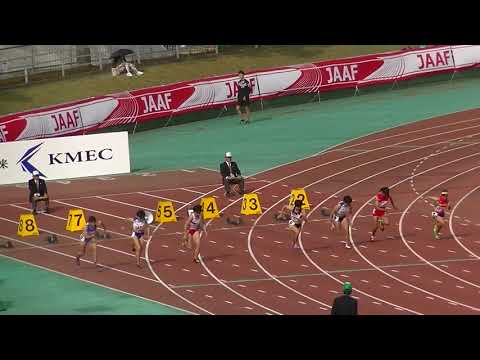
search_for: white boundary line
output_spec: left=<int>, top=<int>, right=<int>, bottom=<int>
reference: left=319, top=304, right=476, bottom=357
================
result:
left=0, top=248, right=194, bottom=315
left=3, top=112, right=479, bottom=315
left=449, top=185, right=480, bottom=260
left=95, top=196, right=156, bottom=211
left=399, top=168, right=480, bottom=289
left=193, top=121, right=480, bottom=313
left=245, top=136, right=480, bottom=312
left=347, top=154, right=480, bottom=312
left=136, top=192, right=188, bottom=205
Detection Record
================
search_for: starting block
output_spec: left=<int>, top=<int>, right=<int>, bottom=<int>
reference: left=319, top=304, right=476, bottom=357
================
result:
left=66, top=209, right=86, bottom=232
left=155, top=201, right=177, bottom=223
left=17, top=214, right=39, bottom=237
left=289, top=188, right=310, bottom=210
left=200, top=197, right=220, bottom=220
left=240, top=193, right=262, bottom=215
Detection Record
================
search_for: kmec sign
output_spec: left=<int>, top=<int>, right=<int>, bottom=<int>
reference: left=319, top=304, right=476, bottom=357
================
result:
left=48, top=148, right=113, bottom=165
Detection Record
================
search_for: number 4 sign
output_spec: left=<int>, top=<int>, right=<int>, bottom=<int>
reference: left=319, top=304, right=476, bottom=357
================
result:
left=200, top=197, right=220, bottom=220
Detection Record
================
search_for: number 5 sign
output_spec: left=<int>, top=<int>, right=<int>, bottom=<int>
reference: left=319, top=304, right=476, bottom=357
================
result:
left=155, top=201, right=177, bottom=223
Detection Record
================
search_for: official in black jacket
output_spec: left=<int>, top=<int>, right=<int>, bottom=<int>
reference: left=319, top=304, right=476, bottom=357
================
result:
left=28, top=170, right=49, bottom=214
left=331, top=282, right=358, bottom=315
left=219, top=152, right=245, bottom=196
left=236, top=70, right=252, bottom=124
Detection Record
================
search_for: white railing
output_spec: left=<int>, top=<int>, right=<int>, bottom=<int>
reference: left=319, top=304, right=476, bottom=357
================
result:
left=0, top=45, right=219, bottom=85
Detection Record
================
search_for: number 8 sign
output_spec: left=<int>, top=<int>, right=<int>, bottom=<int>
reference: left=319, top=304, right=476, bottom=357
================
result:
left=17, top=214, right=39, bottom=236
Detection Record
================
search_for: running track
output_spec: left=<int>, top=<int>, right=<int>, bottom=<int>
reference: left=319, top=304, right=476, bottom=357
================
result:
left=1, top=108, right=480, bottom=315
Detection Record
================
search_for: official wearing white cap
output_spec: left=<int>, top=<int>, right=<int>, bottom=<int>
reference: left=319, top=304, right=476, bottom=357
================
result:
left=28, top=170, right=50, bottom=214
left=220, top=152, right=245, bottom=196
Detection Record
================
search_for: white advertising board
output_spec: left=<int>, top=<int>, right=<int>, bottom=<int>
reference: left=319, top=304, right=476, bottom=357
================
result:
left=0, top=131, right=130, bottom=185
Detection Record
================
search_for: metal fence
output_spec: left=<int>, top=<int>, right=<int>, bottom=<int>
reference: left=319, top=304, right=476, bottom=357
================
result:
left=0, top=45, right=219, bottom=85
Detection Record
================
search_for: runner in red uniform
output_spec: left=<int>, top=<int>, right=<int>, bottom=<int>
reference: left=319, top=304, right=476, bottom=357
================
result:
left=370, top=187, right=397, bottom=241
left=432, top=190, right=451, bottom=240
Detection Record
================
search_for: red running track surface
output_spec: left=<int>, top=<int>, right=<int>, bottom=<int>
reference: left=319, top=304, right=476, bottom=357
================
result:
left=2, top=109, right=480, bottom=314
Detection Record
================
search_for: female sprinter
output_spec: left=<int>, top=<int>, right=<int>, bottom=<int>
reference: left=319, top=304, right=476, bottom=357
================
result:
left=431, top=190, right=451, bottom=240
left=275, top=203, right=292, bottom=221
left=288, top=200, right=307, bottom=248
left=76, top=216, right=106, bottom=266
left=371, top=187, right=397, bottom=241
left=126, top=210, right=151, bottom=268
left=184, top=205, right=207, bottom=263
left=330, top=195, right=354, bottom=249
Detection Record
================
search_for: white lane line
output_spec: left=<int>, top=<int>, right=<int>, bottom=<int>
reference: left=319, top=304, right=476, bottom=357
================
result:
left=403, top=290, right=413, bottom=294
left=0, top=245, right=195, bottom=315
left=181, top=188, right=206, bottom=195
left=95, top=196, right=156, bottom=211
left=136, top=192, right=188, bottom=204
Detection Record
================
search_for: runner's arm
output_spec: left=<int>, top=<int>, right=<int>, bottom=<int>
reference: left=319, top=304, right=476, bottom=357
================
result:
left=389, top=196, right=398, bottom=210
left=330, top=204, right=340, bottom=220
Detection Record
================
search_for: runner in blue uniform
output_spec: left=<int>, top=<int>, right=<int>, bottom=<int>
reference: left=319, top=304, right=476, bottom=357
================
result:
left=76, top=216, right=106, bottom=266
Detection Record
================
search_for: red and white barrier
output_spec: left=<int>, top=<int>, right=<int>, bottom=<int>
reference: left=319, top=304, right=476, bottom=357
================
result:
left=1, top=45, right=479, bottom=142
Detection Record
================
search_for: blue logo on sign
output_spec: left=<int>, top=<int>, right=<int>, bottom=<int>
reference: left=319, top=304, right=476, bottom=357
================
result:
left=16, top=143, right=46, bottom=178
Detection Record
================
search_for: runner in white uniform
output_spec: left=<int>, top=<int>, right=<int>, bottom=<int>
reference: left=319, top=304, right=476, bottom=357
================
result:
left=287, top=200, right=307, bottom=249
left=184, top=205, right=206, bottom=263
left=126, top=210, right=151, bottom=268
left=330, top=196, right=353, bottom=249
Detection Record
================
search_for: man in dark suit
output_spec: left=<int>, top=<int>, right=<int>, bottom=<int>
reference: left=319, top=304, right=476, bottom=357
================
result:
left=331, top=282, right=358, bottom=315
left=220, top=152, right=245, bottom=196
left=28, top=170, right=49, bottom=214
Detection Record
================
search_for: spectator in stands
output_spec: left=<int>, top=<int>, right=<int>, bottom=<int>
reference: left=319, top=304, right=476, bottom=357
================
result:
left=28, top=170, right=49, bottom=214
left=220, top=152, right=245, bottom=196
left=331, top=282, right=358, bottom=315
left=111, top=55, right=143, bottom=77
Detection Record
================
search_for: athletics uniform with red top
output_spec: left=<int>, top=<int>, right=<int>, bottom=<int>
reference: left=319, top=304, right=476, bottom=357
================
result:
left=432, top=194, right=449, bottom=218
left=372, top=192, right=389, bottom=218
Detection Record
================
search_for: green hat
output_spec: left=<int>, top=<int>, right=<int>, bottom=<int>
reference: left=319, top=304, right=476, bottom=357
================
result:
left=343, top=282, right=353, bottom=294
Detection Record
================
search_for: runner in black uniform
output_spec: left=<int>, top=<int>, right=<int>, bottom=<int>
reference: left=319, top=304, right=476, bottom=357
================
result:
left=236, top=70, right=251, bottom=124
